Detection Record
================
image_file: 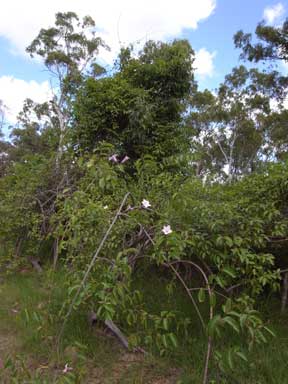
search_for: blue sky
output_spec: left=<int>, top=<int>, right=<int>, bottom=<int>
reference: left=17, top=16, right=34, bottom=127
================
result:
left=187, top=0, right=288, bottom=89
left=0, top=0, right=287, bottom=124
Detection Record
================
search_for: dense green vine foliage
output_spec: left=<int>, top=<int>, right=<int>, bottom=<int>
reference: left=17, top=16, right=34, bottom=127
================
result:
left=0, top=11, right=288, bottom=382
left=73, top=40, right=194, bottom=162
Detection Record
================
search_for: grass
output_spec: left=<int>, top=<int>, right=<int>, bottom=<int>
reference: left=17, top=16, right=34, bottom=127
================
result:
left=0, top=267, right=288, bottom=383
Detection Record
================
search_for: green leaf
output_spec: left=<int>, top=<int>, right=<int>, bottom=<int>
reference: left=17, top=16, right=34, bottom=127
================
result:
left=225, top=236, right=233, bottom=247
left=99, top=178, right=105, bottom=189
left=216, top=236, right=223, bottom=247
left=223, top=316, right=240, bottom=333
left=162, top=334, right=168, bottom=349
left=227, top=349, right=234, bottom=370
left=168, top=333, right=178, bottom=348
left=163, top=318, right=169, bottom=331
left=198, top=288, right=206, bottom=303
left=235, top=350, right=248, bottom=362
left=222, top=298, right=232, bottom=313
left=263, top=326, right=276, bottom=338
left=239, top=314, right=248, bottom=329
left=215, top=276, right=226, bottom=288
left=209, top=292, right=217, bottom=307
left=222, top=267, right=236, bottom=278
left=208, top=315, right=221, bottom=337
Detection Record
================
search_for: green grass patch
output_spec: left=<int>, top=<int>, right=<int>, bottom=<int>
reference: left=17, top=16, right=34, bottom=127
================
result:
left=0, top=269, right=288, bottom=383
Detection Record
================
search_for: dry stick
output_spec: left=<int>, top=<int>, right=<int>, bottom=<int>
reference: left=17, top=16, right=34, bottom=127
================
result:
left=57, top=192, right=130, bottom=350
left=168, top=260, right=213, bottom=384
left=53, top=237, right=59, bottom=270
left=140, top=228, right=212, bottom=378
left=125, top=226, right=208, bottom=333
left=167, top=263, right=206, bottom=331
left=135, top=226, right=206, bottom=331
left=125, top=225, right=208, bottom=333
left=281, top=272, right=288, bottom=313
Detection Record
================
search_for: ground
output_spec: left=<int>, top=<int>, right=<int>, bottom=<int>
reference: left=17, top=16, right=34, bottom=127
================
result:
left=0, top=270, right=182, bottom=383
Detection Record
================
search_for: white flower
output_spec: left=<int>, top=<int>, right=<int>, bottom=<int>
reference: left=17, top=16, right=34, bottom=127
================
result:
left=63, top=363, right=73, bottom=373
left=141, top=199, right=151, bottom=209
left=108, top=154, right=118, bottom=163
left=162, top=225, right=172, bottom=235
left=103, top=205, right=108, bottom=210
left=121, top=155, right=130, bottom=164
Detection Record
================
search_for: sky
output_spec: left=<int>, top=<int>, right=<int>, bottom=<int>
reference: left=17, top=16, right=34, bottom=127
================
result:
left=0, top=0, right=287, bottom=125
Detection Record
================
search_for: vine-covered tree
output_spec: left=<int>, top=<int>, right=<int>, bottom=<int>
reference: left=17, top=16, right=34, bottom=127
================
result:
left=73, top=40, right=195, bottom=162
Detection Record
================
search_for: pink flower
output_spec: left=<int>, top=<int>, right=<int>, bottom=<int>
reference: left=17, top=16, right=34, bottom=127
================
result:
left=63, top=363, right=73, bottom=373
left=162, top=225, right=172, bottom=235
left=108, top=154, right=118, bottom=163
left=121, top=155, right=130, bottom=164
left=141, top=199, right=151, bottom=209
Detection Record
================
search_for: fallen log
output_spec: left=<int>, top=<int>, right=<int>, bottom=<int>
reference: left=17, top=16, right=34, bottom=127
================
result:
left=88, top=311, right=129, bottom=349
left=88, top=311, right=145, bottom=353
left=29, top=258, right=42, bottom=273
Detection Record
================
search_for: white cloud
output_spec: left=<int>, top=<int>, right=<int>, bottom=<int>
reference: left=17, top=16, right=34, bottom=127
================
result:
left=0, top=0, right=217, bottom=122
left=0, top=0, right=216, bottom=62
left=281, top=60, right=288, bottom=74
left=0, top=76, right=52, bottom=123
left=194, top=48, right=216, bottom=77
left=263, top=3, right=285, bottom=24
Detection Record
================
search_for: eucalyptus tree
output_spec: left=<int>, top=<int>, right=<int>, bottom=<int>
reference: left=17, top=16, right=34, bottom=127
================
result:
left=234, top=19, right=288, bottom=161
left=0, top=12, right=108, bottom=267
left=234, top=19, right=288, bottom=63
left=26, top=11, right=108, bottom=165
left=188, top=66, right=286, bottom=180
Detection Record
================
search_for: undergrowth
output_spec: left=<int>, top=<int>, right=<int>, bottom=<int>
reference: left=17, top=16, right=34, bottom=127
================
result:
left=0, top=268, right=287, bottom=383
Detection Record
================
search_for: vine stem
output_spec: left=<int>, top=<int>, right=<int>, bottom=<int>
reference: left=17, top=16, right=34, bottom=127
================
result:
left=167, top=260, right=213, bottom=384
left=139, top=227, right=214, bottom=383
left=123, top=224, right=214, bottom=382
left=57, top=192, right=130, bottom=351
left=166, top=263, right=206, bottom=331
left=203, top=335, right=212, bottom=384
